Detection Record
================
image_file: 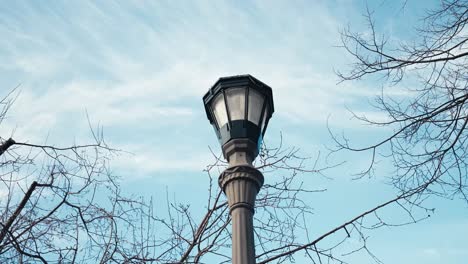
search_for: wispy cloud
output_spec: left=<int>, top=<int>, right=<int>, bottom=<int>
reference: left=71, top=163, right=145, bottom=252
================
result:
left=0, top=0, right=383, bottom=176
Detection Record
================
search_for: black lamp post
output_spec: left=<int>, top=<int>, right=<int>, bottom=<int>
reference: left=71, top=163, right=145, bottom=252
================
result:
left=203, top=75, right=274, bottom=264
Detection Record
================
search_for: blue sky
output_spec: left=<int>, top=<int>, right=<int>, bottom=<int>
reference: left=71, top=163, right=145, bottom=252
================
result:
left=0, top=0, right=466, bottom=263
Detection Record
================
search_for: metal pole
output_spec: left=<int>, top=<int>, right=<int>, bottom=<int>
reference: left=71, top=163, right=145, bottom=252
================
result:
left=219, top=150, right=264, bottom=264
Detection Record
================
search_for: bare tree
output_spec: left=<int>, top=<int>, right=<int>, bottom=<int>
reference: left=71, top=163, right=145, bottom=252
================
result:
left=334, top=0, right=468, bottom=204
left=1, top=83, right=436, bottom=263
left=0, top=90, right=157, bottom=263
left=142, top=134, right=434, bottom=264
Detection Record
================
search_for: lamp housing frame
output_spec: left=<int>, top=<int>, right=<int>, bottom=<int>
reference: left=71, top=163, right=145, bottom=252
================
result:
left=203, top=74, right=274, bottom=160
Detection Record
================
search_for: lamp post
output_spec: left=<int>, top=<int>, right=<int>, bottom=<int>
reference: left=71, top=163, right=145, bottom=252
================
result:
left=203, top=75, right=274, bottom=264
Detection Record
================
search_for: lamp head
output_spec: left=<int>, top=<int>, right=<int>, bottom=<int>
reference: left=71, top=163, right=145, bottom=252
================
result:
left=203, top=75, right=274, bottom=165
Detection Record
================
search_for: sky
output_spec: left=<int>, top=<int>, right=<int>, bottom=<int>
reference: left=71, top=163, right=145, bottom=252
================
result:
left=0, top=0, right=466, bottom=263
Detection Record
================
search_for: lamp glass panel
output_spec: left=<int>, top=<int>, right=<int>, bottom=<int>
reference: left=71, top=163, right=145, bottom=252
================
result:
left=248, top=89, right=265, bottom=125
left=212, top=93, right=228, bottom=128
left=226, top=88, right=245, bottom=121
left=260, top=105, right=269, bottom=131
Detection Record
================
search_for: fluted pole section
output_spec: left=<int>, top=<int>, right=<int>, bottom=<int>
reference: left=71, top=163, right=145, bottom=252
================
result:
left=219, top=165, right=264, bottom=264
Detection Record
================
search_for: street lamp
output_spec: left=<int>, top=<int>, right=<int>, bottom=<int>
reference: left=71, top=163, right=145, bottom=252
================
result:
left=203, top=74, right=274, bottom=264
